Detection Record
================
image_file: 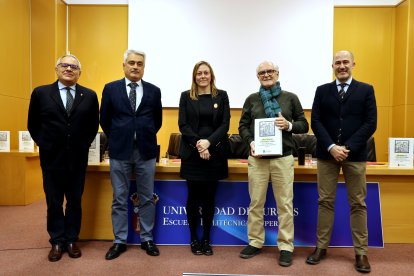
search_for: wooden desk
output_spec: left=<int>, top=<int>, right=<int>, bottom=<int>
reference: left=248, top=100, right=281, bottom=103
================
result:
left=0, top=151, right=43, bottom=205
left=82, top=160, right=414, bottom=243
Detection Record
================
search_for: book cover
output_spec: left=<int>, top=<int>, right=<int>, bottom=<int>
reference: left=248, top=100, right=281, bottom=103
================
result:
left=254, top=118, right=282, bottom=156
left=19, top=131, right=35, bottom=152
left=88, top=133, right=100, bottom=164
left=0, top=131, right=10, bottom=152
left=388, top=137, right=414, bottom=168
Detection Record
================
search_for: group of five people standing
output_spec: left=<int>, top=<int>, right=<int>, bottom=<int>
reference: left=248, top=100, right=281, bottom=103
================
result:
left=28, top=49, right=376, bottom=274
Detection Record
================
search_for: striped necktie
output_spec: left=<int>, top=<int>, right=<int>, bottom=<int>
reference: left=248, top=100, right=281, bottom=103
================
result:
left=129, top=82, right=138, bottom=111
left=338, top=83, right=347, bottom=100
left=65, top=87, right=74, bottom=114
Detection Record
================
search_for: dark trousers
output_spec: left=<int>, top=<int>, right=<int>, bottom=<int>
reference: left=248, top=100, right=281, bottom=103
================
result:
left=186, top=180, right=218, bottom=242
left=42, top=167, right=86, bottom=245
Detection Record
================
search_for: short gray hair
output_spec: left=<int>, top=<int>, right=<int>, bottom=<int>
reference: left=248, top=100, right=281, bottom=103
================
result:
left=123, top=49, right=146, bottom=63
left=56, top=54, right=82, bottom=70
left=256, top=61, right=279, bottom=74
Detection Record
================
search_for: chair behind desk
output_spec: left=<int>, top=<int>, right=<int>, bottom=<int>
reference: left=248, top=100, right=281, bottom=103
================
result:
left=292, top=133, right=317, bottom=158
left=228, top=134, right=249, bottom=159
left=167, top=133, right=182, bottom=159
left=99, top=132, right=108, bottom=162
left=366, top=136, right=377, bottom=162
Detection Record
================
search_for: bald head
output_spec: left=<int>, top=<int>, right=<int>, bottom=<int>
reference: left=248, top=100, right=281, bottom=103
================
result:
left=332, top=50, right=355, bottom=83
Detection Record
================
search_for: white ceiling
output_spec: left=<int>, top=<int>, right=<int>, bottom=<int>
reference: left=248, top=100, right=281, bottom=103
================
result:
left=63, top=0, right=403, bottom=6
left=63, top=0, right=127, bottom=4
left=334, top=0, right=402, bottom=5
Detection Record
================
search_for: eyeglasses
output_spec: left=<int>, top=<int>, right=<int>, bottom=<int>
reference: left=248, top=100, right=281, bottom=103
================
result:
left=258, top=69, right=277, bottom=77
left=58, top=63, right=80, bottom=71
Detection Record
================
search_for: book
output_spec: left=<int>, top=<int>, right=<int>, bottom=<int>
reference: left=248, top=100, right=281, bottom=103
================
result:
left=0, top=131, right=10, bottom=152
left=388, top=137, right=414, bottom=168
left=88, top=133, right=100, bottom=164
left=254, top=118, right=283, bottom=156
left=19, top=131, right=35, bottom=152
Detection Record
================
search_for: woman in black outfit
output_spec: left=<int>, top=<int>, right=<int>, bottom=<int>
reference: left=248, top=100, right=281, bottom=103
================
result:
left=178, top=61, right=230, bottom=255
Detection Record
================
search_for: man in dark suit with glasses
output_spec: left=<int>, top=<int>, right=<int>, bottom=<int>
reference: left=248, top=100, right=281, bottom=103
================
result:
left=28, top=54, right=99, bottom=262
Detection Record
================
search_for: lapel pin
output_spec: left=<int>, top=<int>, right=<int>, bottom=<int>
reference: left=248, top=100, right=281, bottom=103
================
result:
left=214, top=103, right=218, bottom=109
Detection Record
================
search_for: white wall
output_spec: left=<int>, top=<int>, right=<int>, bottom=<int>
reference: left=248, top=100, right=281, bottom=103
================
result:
left=129, top=0, right=334, bottom=108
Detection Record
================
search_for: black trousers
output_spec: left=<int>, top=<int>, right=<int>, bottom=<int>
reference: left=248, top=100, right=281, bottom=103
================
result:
left=186, top=180, right=218, bottom=242
left=42, top=167, right=86, bottom=245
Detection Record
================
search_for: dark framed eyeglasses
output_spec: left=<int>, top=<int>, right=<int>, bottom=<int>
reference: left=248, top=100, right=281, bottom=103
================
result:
left=258, top=69, right=276, bottom=77
left=58, top=63, right=80, bottom=71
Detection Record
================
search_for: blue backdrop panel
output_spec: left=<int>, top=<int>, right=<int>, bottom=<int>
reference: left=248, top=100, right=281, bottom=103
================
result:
left=127, top=180, right=383, bottom=247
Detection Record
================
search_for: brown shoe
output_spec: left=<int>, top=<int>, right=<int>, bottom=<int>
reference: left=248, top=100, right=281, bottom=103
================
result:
left=66, top=243, right=82, bottom=258
left=48, top=244, right=64, bottom=262
left=355, top=255, right=371, bottom=273
left=306, top=247, right=327, bottom=265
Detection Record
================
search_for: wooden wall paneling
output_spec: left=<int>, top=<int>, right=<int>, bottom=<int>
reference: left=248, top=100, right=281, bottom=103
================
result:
left=391, top=105, right=406, bottom=137
left=56, top=0, right=67, bottom=58
left=31, top=0, right=57, bottom=89
left=376, top=106, right=392, bottom=161
left=405, top=105, right=414, bottom=137
left=68, top=5, right=128, bottom=100
left=334, top=7, right=395, bottom=161
left=0, top=0, right=31, bottom=149
left=393, top=1, right=409, bottom=137
left=406, top=0, right=414, bottom=106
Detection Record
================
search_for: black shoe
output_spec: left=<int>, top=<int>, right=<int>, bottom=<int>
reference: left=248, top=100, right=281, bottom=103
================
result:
left=306, top=247, right=327, bottom=265
left=279, top=250, right=293, bottom=267
left=355, top=255, right=371, bottom=273
left=239, top=245, right=262, bottom=259
left=66, top=243, right=82, bottom=258
left=201, top=240, right=213, bottom=256
left=48, top=244, right=64, bottom=262
left=105, top=243, right=127, bottom=260
left=141, top=240, right=160, bottom=256
left=190, top=240, right=202, bottom=255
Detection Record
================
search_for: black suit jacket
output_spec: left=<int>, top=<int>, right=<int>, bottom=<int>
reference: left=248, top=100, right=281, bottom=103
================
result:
left=311, top=79, right=377, bottom=161
left=100, top=78, right=162, bottom=160
left=28, top=81, right=99, bottom=170
left=178, top=90, right=230, bottom=160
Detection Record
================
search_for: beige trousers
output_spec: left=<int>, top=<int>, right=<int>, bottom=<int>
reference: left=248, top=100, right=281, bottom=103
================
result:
left=316, top=159, right=368, bottom=255
left=247, top=155, right=294, bottom=252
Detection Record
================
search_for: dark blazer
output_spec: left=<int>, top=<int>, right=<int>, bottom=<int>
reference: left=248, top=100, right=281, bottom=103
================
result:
left=27, top=80, right=99, bottom=170
left=100, top=78, right=162, bottom=160
left=178, top=90, right=230, bottom=160
left=311, top=79, right=377, bottom=161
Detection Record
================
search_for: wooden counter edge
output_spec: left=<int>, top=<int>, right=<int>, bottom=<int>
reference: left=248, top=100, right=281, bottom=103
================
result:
left=86, top=160, right=414, bottom=176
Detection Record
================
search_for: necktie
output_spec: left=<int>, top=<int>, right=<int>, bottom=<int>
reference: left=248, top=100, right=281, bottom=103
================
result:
left=336, top=83, right=347, bottom=144
left=65, top=87, right=74, bottom=114
left=338, top=83, right=347, bottom=100
left=129, top=82, right=138, bottom=111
